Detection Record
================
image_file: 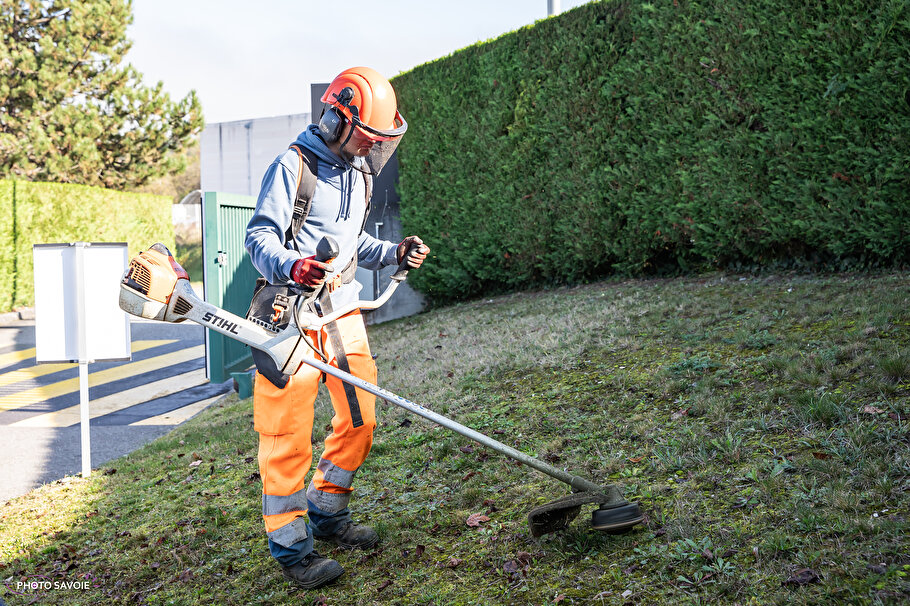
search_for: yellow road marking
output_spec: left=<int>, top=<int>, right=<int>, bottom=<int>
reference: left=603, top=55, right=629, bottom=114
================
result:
left=0, top=340, right=176, bottom=389
left=0, top=347, right=37, bottom=369
left=0, top=345, right=204, bottom=413
left=129, top=394, right=223, bottom=426
left=11, top=368, right=208, bottom=428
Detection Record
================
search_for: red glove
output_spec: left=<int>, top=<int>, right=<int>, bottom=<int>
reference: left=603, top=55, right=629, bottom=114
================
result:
left=397, top=236, right=430, bottom=269
left=291, top=255, right=332, bottom=287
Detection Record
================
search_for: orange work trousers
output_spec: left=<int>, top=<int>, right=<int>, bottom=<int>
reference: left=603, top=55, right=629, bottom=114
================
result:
left=253, top=310, right=377, bottom=548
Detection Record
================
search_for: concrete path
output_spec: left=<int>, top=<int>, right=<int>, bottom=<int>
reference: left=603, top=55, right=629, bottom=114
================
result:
left=0, top=318, right=233, bottom=503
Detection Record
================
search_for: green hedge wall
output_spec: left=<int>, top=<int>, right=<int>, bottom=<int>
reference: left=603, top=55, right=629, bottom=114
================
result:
left=0, top=181, right=14, bottom=312
left=1, top=179, right=174, bottom=311
left=393, top=0, right=910, bottom=300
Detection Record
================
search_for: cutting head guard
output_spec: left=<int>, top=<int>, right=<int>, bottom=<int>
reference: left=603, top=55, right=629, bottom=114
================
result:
left=318, top=66, right=407, bottom=175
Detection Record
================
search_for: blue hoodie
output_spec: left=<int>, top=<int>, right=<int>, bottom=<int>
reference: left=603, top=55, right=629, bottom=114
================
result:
left=245, top=125, right=398, bottom=309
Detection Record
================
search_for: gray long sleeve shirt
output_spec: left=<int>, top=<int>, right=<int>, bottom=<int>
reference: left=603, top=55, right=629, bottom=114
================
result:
left=245, top=125, right=398, bottom=309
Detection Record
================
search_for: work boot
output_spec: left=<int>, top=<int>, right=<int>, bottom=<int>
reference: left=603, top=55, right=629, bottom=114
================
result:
left=315, top=520, right=379, bottom=550
left=281, top=551, right=343, bottom=589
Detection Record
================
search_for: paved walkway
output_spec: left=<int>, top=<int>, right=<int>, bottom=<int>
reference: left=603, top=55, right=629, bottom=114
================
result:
left=0, top=318, right=233, bottom=503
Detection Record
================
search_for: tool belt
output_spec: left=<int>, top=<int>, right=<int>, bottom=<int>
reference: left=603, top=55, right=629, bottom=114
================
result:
left=244, top=257, right=358, bottom=389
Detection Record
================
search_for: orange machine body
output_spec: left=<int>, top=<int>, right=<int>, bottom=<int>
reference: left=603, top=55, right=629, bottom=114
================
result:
left=122, top=246, right=189, bottom=304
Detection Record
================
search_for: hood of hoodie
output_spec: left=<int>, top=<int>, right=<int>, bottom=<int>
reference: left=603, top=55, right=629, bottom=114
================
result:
left=294, top=124, right=366, bottom=171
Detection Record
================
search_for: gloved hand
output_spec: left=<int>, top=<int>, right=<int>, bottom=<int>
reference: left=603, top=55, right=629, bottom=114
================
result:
left=397, top=236, right=430, bottom=269
left=291, top=255, right=333, bottom=287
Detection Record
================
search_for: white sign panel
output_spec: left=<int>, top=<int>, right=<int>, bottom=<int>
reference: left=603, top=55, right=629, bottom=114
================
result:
left=34, top=242, right=131, bottom=363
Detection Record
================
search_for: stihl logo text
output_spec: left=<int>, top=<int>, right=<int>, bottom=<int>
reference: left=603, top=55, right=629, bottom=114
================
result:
left=202, top=312, right=240, bottom=335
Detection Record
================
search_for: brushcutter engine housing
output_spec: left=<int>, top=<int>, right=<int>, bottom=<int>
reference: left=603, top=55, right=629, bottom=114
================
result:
left=120, top=243, right=189, bottom=321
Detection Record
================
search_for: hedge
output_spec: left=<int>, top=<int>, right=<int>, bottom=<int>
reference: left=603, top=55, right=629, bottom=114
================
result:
left=392, top=0, right=910, bottom=300
left=0, top=181, right=14, bottom=312
left=1, top=179, right=174, bottom=311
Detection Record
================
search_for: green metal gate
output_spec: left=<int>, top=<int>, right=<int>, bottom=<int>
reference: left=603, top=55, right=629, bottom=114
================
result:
left=202, top=191, right=259, bottom=383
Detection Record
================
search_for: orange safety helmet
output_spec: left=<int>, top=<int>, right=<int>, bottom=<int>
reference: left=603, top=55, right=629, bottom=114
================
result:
left=318, top=67, right=407, bottom=175
left=320, top=66, right=407, bottom=142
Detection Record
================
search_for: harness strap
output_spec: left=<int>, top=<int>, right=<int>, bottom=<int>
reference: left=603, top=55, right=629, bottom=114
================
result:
left=285, top=144, right=319, bottom=251
left=285, top=145, right=373, bottom=286
left=316, top=289, right=365, bottom=428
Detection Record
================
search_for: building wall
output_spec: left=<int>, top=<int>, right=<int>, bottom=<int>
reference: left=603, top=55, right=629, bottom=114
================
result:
left=200, top=113, right=312, bottom=197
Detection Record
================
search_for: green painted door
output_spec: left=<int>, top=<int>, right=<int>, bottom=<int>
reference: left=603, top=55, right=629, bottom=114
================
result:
left=202, top=191, right=259, bottom=383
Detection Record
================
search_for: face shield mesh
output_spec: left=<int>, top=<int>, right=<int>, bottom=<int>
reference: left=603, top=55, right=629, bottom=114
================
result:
left=361, top=136, right=402, bottom=176
left=349, top=110, right=406, bottom=176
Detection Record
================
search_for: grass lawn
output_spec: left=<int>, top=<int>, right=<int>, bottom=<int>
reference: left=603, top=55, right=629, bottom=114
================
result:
left=1, top=271, right=908, bottom=605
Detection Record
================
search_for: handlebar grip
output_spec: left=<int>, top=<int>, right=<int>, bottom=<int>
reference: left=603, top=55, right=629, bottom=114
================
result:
left=316, top=236, right=339, bottom=263
left=292, top=236, right=339, bottom=300
left=391, top=240, right=423, bottom=282
left=390, top=256, right=410, bottom=282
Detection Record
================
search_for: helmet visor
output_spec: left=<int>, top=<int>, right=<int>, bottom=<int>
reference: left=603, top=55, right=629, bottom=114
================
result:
left=351, top=109, right=407, bottom=142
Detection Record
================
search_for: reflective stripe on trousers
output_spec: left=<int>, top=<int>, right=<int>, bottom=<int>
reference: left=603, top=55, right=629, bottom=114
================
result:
left=253, top=310, right=377, bottom=547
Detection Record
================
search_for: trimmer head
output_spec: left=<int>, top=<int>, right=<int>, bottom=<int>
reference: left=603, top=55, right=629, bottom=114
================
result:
left=527, top=492, right=643, bottom=537
left=590, top=502, right=645, bottom=534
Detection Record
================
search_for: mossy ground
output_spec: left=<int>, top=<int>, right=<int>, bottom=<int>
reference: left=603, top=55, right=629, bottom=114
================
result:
left=1, top=272, right=908, bottom=605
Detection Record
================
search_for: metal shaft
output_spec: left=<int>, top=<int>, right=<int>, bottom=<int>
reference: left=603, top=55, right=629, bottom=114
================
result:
left=304, top=356, right=604, bottom=494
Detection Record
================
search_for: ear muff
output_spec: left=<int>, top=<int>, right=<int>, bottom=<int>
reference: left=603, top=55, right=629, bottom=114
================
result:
left=318, top=105, right=345, bottom=143
left=318, top=87, right=357, bottom=143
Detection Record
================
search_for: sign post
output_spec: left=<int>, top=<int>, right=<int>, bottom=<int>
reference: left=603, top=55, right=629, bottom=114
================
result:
left=33, top=242, right=131, bottom=477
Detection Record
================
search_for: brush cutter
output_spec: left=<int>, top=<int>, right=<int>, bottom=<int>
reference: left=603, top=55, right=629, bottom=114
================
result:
left=118, top=239, right=644, bottom=537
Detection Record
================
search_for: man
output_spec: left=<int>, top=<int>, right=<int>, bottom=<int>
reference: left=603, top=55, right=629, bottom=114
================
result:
left=245, top=66, right=429, bottom=590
